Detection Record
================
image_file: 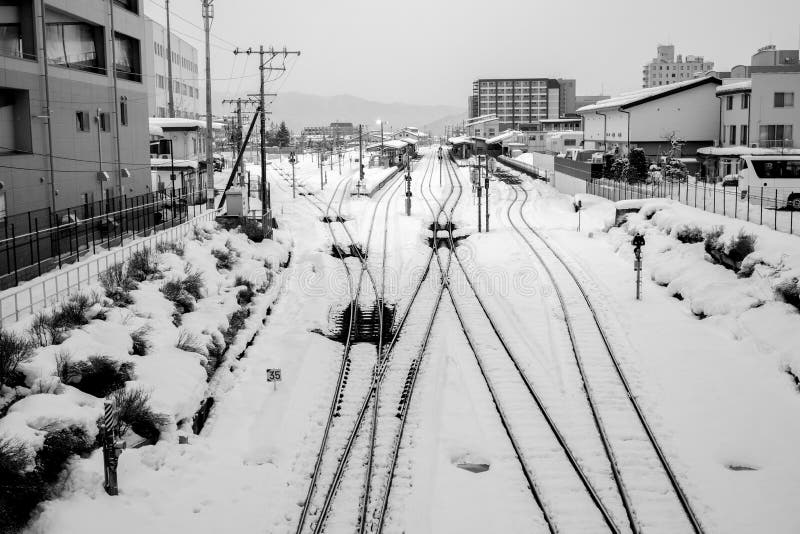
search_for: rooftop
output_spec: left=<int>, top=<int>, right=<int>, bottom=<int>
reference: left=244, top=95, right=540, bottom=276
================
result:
left=577, top=76, right=721, bottom=113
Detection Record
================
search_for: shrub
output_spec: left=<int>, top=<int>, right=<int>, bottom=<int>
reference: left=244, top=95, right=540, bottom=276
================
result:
left=237, top=285, right=255, bottom=306
left=155, top=241, right=185, bottom=256
left=675, top=225, right=704, bottom=244
left=727, top=230, right=757, bottom=265
left=625, top=148, right=649, bottom=182
left=182, top=268, right=205, bottom=300
left=775, top=277, right=800, bottom=311
left=704, top=226, right=725, bottom=256
left=110, top=388, right=167, bottom=443
left=212, top=248, right=236, bottom=270
left=161, top=279, right=195, bottom=314
left=240, top=218, right=264, bottom=243
left=176, top=329, right=204, bottom=354
left=99, top=263, right=137, bottom=306
left=69, top=355, right=134, bottom=398
left=53, top=350, right=81, bottom=384
left=204, top=335, right=227, bottom=379
left=0, top=436, right=44, bottom=532
left=0, top=329, right=33, bottom=388
left=130, top=326, right=152, bottom=356
left=127, top=247, right=159, bottom=282
left=36, top=426, right=94, bottom=483
left=224, top=307, right=251, bottom=345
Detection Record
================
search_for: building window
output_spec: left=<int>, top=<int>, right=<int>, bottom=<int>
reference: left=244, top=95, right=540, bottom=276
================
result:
left=0, top=23, right=21, bottom=58
left=76, top=110, right=90, bottom=132
left=774, top=92, right=794, bottom=108
left=0, top=87, right=32, bottom=153
left=0, top=1, right=36, bottom=60
left=113, top=0, right=138, bottom=14
left=759, top=124, right=793, bottom=148
left=98, top=112, right=110, bottom=132
left=728, top=125, right=736, bottom=146
left=0, top=192, right=6, bottom=221
left=741, top=93, right=749, bottom=109
left=726, top=95, right=733, bottom=110
left=740, top=125, right=748, bottom=146
left=114, top=32, right=141, bottom=82
left=46, top=18, right=105, bottom=74
left=120, top=96, right=128, bottom=125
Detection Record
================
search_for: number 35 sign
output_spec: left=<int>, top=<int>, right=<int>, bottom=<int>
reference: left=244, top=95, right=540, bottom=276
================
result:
left=267, top=369, right=282, bottom=382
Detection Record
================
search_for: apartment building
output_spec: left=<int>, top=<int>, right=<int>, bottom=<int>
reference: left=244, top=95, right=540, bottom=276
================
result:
left=143, top=15, right=199, bottom=119
left=0, top=0, right=151, bottom=219
left=643, top=44, right=714, bottom=88
left=469, top=78, right=575, bottom=130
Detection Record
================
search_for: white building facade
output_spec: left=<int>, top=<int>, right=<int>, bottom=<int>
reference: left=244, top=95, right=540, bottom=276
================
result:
left=578, top=76, right=722, bottom=157
left=143, top=16, right=200, bottom=119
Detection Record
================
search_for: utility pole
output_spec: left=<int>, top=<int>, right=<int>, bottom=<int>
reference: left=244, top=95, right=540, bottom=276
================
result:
left=222, top=98, right=259, bottom=186
left=235, top=46, right=300, bottom=237
left=485, top=149, right=490, bottom=232
left=165, top=0, right=174, bottom=118
left=358, top=125, right=364, bottom=195
left=476, top=161, right=482, bottom=232
left=202, top=0, right=214, bottom=209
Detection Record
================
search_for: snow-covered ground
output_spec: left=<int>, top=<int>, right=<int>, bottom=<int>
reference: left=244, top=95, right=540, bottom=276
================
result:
left=5, top=148, right=800, bottom=533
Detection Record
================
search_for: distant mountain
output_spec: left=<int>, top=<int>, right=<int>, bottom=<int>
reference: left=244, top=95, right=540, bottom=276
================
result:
left=215, top=91, right=463, bottom=136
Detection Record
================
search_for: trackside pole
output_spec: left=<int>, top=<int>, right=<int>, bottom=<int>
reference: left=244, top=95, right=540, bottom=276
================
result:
left=632, top=233, right=645, bottom=300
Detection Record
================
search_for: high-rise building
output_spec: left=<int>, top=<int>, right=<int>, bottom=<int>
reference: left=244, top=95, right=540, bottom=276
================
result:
left=143, top=16, right=200, bottom=119
left=0, top=0, right=151, bottom=219
left=470, top=78, right=575, bottom=130
left=642, top=44, right=714, bottom=88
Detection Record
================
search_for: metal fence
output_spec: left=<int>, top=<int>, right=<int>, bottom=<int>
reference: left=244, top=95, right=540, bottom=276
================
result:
left=587, top=178, right=800, bottom=237
left=0, top=208, right=219, bottom=327
left=0, top=186, right=210, bottom=290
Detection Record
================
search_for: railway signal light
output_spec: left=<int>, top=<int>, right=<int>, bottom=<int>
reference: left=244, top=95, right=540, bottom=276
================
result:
left=632, top=233, right=645, bottom=300
left=574, top=198, right=583, bottom=231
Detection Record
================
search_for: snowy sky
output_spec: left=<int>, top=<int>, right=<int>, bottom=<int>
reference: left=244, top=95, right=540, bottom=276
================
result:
left=148, top=0, right=800, bottom=108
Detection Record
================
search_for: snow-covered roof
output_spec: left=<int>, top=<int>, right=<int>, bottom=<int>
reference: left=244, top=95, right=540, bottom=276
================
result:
left=547, top=131, right=584, bottom=139
left=149, top=124, right=164, bottom=136
left=149, top=117, right=225, bottom=130
left=697, top=146, right=800, bottom=157
left=401, top=137, right=419, bottom=145
left=540, top=118, right=582, bottom=123
left=716, top=80, right=752, bottom=95
left=150, top=158, right=199, bottom=169
left=577, top=76, right=721, bottom=113
left=465, top=114, right=498, bottom=127
left=365, top=140, right=408, bottom=151
left=486, top=130, right=523, bottom=144
left=448, top=136, right=473, bottom=145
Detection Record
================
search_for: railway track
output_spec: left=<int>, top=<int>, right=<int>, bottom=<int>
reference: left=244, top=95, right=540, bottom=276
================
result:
left=503, top=183, right=705, bottom=534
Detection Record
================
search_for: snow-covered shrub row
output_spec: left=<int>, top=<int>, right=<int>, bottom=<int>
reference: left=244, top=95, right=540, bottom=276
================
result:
left=0, top=221, right=289, bottom=531
left=608, top=198, right=800, bottom=375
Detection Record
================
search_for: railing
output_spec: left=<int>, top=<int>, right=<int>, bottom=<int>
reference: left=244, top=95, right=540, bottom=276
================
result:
left=587, top=177, right=800, bottom=237
left=0, top=209, right=219, bottom=327
left=0, top=186, right=209, bottom=290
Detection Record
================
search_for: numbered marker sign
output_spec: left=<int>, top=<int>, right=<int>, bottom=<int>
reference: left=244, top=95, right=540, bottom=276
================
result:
left=266, top=369, right=282, bottom=382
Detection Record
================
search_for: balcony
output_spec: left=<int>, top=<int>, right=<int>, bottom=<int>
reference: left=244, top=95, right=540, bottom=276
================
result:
left=760, top=140, right=794, bottom=149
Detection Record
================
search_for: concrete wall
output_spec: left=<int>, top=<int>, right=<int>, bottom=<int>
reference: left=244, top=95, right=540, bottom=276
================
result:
left=0, top=0, right=151, bottom=218
left=552, top=172, right=587, bottom=196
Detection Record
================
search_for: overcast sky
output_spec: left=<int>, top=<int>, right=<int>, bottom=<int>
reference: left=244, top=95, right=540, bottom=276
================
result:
left=148, top=0, right=800, bottom=109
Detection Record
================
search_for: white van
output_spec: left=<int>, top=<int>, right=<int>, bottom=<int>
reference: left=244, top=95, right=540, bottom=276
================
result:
left=739, top=155, right=800, bottom=209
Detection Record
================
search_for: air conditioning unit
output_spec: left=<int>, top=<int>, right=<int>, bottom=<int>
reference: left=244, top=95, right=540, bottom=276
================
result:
left=160, top=154, right=170, bottom=159
left=97, top=171, right=110, bottom=182
left=750, top=143, right=758, bottom=148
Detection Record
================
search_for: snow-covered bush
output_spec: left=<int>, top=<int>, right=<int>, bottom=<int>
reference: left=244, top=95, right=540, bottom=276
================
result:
left=0, top=330, right=33, bottom=388
left=156, top=240, right=185, bottom=257
left=0, top=435, right=41, bottom=531
left=704, top=226, right=725, bottom=256
left=99, top=263, right=137, bottom=306
left=175, top=330, right=203, bottom=354
left=53, top=350, right=79, bottom=384
left=224, top=307, right=250, bottom=345
left=27, top=293, right=99, bottom=347
left=204, top=335, right=226, bottom=379
left=37, top=426, right=94, bottom=483
left=130, top=326, right=152, bottom=356
left=775, top=277, right=800, bottom=311
left=212, top=247, right=237, bottom=270
left=110, top=388, right=167, bottom=443
left=240, top=218, right=264, bottom=243
left=68, top=355, right=134, bottom=398
left=127, top=248, right=159, bottom=282
left=727, top=230, right=757, bottom=266
left=674, top=225, right=704, bottom=244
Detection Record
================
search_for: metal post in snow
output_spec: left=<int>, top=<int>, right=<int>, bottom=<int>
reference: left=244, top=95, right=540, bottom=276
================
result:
left=775, top=189, right=778, bottom=230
